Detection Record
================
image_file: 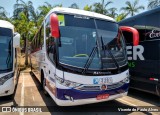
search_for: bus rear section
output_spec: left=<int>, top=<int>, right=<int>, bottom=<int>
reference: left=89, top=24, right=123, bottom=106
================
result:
left=30, top=8, right=136, bottom=106
left=0, top=20, right=20, bottom=97
left=119, top=8, right=160, bottom=96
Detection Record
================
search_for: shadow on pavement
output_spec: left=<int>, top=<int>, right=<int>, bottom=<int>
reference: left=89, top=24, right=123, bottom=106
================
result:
left=128, top=88, right=160, bottom=106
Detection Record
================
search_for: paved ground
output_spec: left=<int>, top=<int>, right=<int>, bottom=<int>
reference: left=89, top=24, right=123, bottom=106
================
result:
left=0, top=68, right=159, bottom=115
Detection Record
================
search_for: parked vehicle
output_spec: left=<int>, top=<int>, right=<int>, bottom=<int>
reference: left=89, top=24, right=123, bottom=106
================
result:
left=0, top=20, right=21, bottom=97
left=30, top=7, right=137, bottom=106
left=119, top=7, right=160, bottom=96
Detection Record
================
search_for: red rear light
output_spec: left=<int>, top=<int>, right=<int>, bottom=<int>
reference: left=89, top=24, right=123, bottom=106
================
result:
left=149, top=78, right=158, bottom=81
left=149, top=78, right=154, bottom=81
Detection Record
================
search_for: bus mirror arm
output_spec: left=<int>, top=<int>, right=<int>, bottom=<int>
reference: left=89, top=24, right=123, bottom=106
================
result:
left=50, top=13, right=60, bottom=39
left=120, top=26, right=139, bottom=46
left=13, top=32, right=20, bottom=47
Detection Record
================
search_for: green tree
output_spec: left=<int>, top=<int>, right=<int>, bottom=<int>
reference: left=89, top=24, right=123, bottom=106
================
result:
left=13, top=0, right=34, bottom=21
left=120, top=0, right=145, bottom=16
left=83, top=5, right=92, bottom=11
left=13, top=12, right=36, bottom=65
left=69, top=3, right=79, bottom=9
left=107, top=8, right=118, bottom=19
left=30, top=10, right=43, bottom=28
left=38, top=2, right=62, bottom=17
left=13, top=0, right=35, bottom=65
left=0, top=6, right=8, bottom=19
left=116, top=13, right=128, bottom=22
left=93, top=0, right=113, bottom=15
left=148, top=0, right=160, bottom=9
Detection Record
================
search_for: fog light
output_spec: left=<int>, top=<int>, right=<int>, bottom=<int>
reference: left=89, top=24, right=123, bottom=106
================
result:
left=5, top=90, right=9, bottom=94
left=64, top=95, right=74, bottom=102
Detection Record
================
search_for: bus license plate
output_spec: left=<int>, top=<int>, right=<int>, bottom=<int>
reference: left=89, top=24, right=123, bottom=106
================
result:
left=96, top=94, right=110, bottom=100
left=93, top=77, right=113, bottom=84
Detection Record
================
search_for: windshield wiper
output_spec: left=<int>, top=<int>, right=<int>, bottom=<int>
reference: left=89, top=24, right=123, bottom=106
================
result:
left=100, top=36, right=120, bottom=72
left=82, top=46, right=97, bottom=74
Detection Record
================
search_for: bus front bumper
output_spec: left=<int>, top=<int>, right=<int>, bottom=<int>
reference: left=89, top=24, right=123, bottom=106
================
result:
left=0, top=78, right=15, bottom=97
left=53, top=83, right=129, bottom=106
left=55, top=92, right=128, bottom=106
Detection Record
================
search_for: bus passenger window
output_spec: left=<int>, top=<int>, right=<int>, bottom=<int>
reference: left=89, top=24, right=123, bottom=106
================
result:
left=144, top=26, right=160, bottom=40
left=47, top=38, right=55, bottom=63
left=40, top=24, right=44, bottom=49
left=46, top=16, right=55, bottom=63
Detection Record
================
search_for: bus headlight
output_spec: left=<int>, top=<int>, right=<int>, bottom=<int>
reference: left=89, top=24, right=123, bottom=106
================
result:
left=0, top=73, right=14, bottom=85
left=122, top=77, right=130, bottom=83
left=55, top=76, right=82, bottom=88
left=122, top=72, right=130, bottom=83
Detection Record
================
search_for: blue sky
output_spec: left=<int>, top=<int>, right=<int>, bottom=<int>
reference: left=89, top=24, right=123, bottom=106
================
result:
left=0, top=0, right=149, bottom=17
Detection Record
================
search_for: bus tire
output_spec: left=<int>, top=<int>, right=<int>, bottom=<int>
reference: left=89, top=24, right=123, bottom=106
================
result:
left=8, top=93, right=14, bottom=99
left=41, top=70, right=48, bottom=96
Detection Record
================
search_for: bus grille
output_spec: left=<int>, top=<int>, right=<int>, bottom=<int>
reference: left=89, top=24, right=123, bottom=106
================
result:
left=76, top=81, right=125, bottom=91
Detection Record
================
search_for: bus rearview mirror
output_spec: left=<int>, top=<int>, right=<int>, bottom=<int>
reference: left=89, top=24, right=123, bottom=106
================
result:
left=13, top=32, right=20, bottom=47
left=50, top=13, right=60, bottom=39
left=120, top=26, right=139, bottom=46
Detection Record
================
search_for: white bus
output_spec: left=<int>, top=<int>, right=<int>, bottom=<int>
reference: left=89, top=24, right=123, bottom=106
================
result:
left=30, top=7, right=137, bottom=106
left=0, top=20, right=20, bottom=97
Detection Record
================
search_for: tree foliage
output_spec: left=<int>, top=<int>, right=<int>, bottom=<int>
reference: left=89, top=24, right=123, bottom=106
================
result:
left=93, top=0, right=113, bottom=15
left=107, top=8, right=118, bottom=19
left=120, top=0, right=145, bottom=16
left=13, top=0, right=34, bottom=21
left=69, top=3, right=79, bottom=9
left=0, top=6, right=8, bottom=20
left=83, top=5, right=92, bottom=11
left=148, top=0, right=160, bottom=9
left=116, top=13, right=128, bottom=22
left=38, top=2, right=62, bottom=17
left=0, top=0, right=147, bottom=65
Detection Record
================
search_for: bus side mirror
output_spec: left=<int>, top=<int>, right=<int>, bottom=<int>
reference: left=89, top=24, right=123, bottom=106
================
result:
left=120, top=26, right=139, bottom=46
left=13, top=32, right=20, bottom=47
left=50, top=13, right=60, bottom=38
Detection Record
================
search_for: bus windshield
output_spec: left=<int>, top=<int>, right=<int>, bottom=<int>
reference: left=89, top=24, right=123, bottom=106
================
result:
left=58, top=14, right=127, bottom=70
left=0, top=27, right=13, bottom=72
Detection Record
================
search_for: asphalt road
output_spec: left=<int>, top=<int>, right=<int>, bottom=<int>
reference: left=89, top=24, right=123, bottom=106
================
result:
left=0, top=69, right=159, bottom=115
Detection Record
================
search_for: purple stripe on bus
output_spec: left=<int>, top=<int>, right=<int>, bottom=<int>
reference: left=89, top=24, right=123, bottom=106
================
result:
left=56, top=83, right=129, bottom=100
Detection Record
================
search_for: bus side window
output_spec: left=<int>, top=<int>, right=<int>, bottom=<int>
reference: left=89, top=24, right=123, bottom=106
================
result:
left=45, top=16, right=56, bottom=63
left=47, top=38, right=55, bottom=63
left=144, top=26, right=160, bottom=41
left=37, top=30, right=40, bottom=49
left=39, top=23, right=44, bottom=49
left=33, top=34, right=38, bottom=51
left=35, top=23, right=44, bottom=50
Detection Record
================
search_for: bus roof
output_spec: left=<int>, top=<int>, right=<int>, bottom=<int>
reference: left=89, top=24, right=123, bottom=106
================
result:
left=46, top=7, right=115, bottom=22
left=0, top=20, right=14, bottom=30
left=120, top=7, right=160, bottom=24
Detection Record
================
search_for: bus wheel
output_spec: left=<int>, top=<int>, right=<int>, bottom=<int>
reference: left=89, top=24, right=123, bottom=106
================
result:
left=8, top=93, right=14, bottom=99
left=41, top=71, right=48, bottom=96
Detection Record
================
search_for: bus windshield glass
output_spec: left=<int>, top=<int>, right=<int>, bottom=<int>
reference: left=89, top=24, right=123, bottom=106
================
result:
left=58, top=14, right=127, bottom=70
left=0, top=27, right=13, bottom=72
